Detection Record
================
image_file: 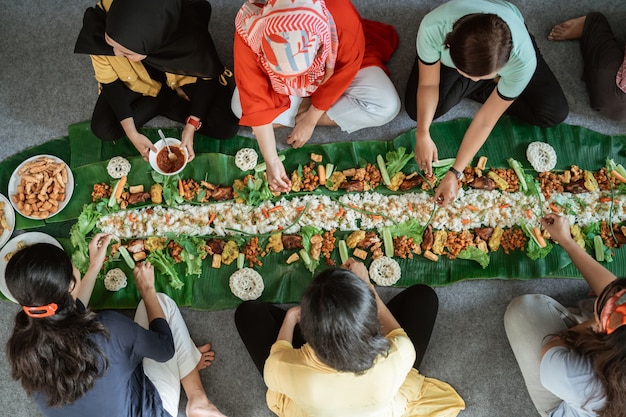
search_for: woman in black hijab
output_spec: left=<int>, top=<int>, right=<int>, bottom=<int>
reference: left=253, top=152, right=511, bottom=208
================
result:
left=75, top=0, right=239, bottom=161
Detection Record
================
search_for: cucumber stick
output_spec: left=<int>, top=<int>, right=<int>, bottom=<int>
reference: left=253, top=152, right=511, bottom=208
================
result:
left=254, top=155, right=286, bottom=172
left=299, top=249, right=312, bottom=266
left=325, top=163, right=334, bottom=178
left=237, top=253, right=245, bottom=269
left=338, top=240, right=349, bottom=264
left=377, top=155, right=391, bottom=186
left=382, top=229, right=394, bottom=258
left=594, top=236, right=605, bottom=262
left=431, top=158, right=456, bottom=168
left=118, top=246, right=135, bottom=269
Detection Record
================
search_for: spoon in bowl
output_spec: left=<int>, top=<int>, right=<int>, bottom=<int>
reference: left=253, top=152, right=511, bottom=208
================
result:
left=158, top=129, right=177, bottom=161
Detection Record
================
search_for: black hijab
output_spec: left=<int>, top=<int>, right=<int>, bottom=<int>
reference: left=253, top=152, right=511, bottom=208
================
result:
left=74, top=0, right=223, bottom=78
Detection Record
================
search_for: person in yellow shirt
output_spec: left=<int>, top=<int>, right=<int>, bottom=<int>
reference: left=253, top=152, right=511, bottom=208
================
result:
left=235, top=259, right=465, bottom=417
left=74, top=0, right=239, bottom=161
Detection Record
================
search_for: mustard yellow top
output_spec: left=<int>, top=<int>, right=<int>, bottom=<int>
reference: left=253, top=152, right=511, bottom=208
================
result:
left=264, top=328, right=465, bottom=417
left=90, top=0, right=197, bottom=97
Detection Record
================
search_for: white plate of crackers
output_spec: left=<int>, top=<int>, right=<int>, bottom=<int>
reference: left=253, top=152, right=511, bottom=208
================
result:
left=8, top=155, right=74, bottom=220
left=0, top=193, right=15, bottom=248
left=0, top=232, right=63, bottom=303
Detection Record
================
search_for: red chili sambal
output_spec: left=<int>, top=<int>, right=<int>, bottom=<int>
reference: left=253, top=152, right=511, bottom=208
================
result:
left=156, top=146, right=186, bottom=173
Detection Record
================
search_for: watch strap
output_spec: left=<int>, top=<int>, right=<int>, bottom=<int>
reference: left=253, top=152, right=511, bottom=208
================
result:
left=185, top=116, right=202, bottom=131
left=449, top=166, right=464, bottom=180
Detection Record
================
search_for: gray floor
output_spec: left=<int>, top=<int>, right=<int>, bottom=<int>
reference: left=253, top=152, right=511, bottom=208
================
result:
left=1, top=0, right=625, bottom=416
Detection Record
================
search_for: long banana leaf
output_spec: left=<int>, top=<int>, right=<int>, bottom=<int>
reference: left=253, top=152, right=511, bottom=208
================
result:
left=1, top=116, right=625, bottom=310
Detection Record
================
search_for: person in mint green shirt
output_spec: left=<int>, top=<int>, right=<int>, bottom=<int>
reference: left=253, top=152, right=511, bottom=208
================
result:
left=405, top=0, right=568, bottom=208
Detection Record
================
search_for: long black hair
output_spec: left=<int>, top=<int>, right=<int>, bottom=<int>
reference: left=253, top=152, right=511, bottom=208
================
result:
left=445, top=13, right=512, bottom=77
left=5, top=243, right=109, bottom=407
left=299, top=268, right=390, bottom=373
left=560, top=278, right=626, bottom=417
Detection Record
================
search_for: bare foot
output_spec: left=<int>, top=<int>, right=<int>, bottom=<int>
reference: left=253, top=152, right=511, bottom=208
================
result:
left=186, top=395, right=227, bottom=417
left=196, top=343, right=215, bottom=371
left=548, top=16, right=586, bottom=41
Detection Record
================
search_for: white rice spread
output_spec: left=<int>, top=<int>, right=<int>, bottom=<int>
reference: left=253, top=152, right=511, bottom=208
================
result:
left=96, top=190, right=626, bottom=239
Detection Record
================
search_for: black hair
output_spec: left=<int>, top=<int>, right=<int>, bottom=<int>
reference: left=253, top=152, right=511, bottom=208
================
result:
left=5, top=243, right=109, bottom=407
left=299, top=268, right=390, bottom=373
left=444, top=13, right=512, bottom=77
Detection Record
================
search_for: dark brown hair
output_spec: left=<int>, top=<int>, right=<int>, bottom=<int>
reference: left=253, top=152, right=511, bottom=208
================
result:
left=444, top=13, right=512, bottom=76
left=299, top=268, right=390, bottom=373
left=560, top=279, right=626, bottom=417
left=5, top=244, right=109, bottom=407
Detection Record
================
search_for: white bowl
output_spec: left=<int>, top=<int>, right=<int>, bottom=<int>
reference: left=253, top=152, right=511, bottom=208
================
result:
left=0, top=193, right=15, bottom=248
left=148, top=138, right=188, bottom=176
left=7, top=154, right=74, bottom=220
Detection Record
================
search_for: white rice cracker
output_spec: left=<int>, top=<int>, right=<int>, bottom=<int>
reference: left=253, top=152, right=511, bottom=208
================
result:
left=526, top=142, right=557, bottom=173
left=107, top=156, right=131, bottom=178
left=368, top=256, right=401, bottom=286
left=104, top=268, right=128, bottom=291
left=235, top=148, right=258, bottom=171
left=230, top=267, right=264, bottom=300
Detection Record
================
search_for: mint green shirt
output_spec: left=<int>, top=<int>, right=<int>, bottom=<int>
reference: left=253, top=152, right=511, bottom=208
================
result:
left=416, top=0, right=536, bottom=100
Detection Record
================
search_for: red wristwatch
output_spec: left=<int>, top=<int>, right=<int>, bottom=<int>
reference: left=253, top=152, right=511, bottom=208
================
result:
left=185, top=116, right=202, bottom=131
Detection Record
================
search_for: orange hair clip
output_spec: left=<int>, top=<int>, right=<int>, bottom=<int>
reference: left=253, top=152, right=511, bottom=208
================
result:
left=600, top=289, right=626, bottom=335
left=22, top=303, right=58, bottom=318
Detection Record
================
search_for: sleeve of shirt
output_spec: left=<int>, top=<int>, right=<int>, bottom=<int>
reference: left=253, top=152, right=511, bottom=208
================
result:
left=103, top=313, right=175, bottom=363
left=91, top=55, right=120, bottom=85
left=386, top=328, right=417, bottom=370
left=234, top=34, right=291, bottom=126
left=99, top=79, right=135, bottom=121
left=415, top=13, right=443, bottom=65
left=187, top=78, right=217, bottom=120
left=540, top=346, right=599, bottom=407
left=309, top=3, right=364, bottom=112
left=496, top=49, right=536, bottom=100
left=263, top=340, right=294, bottom=393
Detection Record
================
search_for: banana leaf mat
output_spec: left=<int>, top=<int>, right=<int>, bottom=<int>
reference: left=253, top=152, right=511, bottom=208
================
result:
left=1, top=116, right=626, bottom=310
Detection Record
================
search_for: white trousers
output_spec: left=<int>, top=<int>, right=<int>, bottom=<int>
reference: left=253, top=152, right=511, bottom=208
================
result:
left=231, top=66, right=400, bottom=133
left=134, top=293, right=201, bottom=417
left=504, top=294, right=593, bottom=417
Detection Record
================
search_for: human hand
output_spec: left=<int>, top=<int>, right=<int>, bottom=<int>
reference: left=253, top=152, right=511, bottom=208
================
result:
left=134, top=261, right=156, bottom=295
left=433, top=172, right=460, bottom=207
left=342, top=258, right=371, bottom=287
left=87, top=233, right=113, bottom=271
left=540, top=214, right=573, bottom=245
left=285, top=306, right=301, bottom=324
left=287, top=119, right=315, bottom=148
left=181, top=125, right=196, bottom=162
left=130, top=133, right=157, bottom=162
left=266, top=158, right=292, bottom=193
left=414, top=131, right=438, bottom=176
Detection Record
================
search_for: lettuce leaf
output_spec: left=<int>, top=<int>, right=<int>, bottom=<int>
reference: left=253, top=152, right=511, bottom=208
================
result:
left=383, top=218, right=425, bottom=245
left=457, top=247, right=490, bottom=269
left=147, top=250, right=185, bottom=290
left=385, top=147, right=415, bottom=178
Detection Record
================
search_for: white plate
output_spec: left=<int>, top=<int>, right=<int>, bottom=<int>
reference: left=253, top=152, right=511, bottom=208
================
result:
left=8, top=154, right=74, bottom=220
left=148, top=138, right=188, bottom=176
left=0, top=193, right=15, bottom=248
left=0, top=232, right=63, bottom=303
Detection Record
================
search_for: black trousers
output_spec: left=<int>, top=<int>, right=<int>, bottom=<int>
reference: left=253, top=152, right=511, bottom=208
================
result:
left=404, top=33, right=568, bottom=128
left=580, top=12, right=626, bottom=121
left=91, top=78, right=239, bottom=142
left=234, top=284, right=439, bottom=375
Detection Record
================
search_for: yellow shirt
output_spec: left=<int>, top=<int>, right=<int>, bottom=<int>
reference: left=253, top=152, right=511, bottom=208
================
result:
left=90, top=55, right=197, bottom=97
left=90, top=0, right=197, bottom=97
left=264, top=328, right=465, bottom=417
